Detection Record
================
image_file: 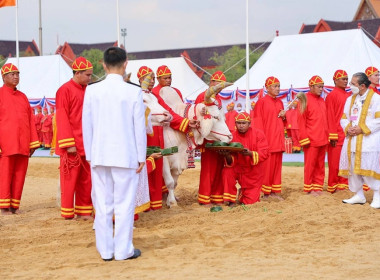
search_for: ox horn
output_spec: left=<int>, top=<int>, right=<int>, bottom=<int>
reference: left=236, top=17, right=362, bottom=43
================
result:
left=123, top=72, right=132, bottom=83
left=141, top=73, right=153, bottom=91
left=204, top=81, right=233, bottom=103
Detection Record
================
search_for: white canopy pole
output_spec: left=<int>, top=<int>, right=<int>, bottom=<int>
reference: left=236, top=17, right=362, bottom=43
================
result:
left=245, top=0, right=250, bottom=112
left=16, top=0, right=19, bottom=66
left=116, top=0, right=120, bottom=47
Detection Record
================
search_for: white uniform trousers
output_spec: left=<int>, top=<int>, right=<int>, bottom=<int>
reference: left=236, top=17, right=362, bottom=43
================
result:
left=349, top=174, right=380, bottom=193
left=92, top=165, right=138, bottom=260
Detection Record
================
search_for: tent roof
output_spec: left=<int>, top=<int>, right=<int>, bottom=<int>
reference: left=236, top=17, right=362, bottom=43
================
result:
left=1, top=55, right=72, bottom=99
left=126, top=56, right=208, bottom=100
left=233, top=29, right=380, bottom=90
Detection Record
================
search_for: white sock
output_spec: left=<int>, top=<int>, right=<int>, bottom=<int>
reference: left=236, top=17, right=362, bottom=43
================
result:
left=356, top=188, right=365, bottom=200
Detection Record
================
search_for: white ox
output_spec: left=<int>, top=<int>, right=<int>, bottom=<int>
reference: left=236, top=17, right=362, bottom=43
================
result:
left=159, top=84, right=233, bottom=207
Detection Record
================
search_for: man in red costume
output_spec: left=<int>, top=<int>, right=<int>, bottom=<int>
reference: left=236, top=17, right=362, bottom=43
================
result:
left=137, top=66, right=167, bottom=209
left=55, top=57, right=93, bottom=219
left=41, top=107, right=53, bottom=149
left=225, top=102, right=237, bottom=132
left=298, top=75, right=329, bottom=195
left=221, top=112, right=269, bottom=205
left=285, top=101, right=301, bottom=153
left=325, top=70, right=350, bottom=193
left=249, top=101, right=255, bottom=127
left=195, top=71, right=227, bottom=205
left=253, top=76, right=286, bottom=199
left=0, top=63, right=40, bottom=215
left=34, top=106, right=43, bottom=146
left=365, top=66, right=379, bottom=95
left=152, top=65, right=198, bottom=133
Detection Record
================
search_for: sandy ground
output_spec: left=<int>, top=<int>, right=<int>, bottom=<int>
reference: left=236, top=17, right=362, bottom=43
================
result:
left=1, top=158, right=380, bottom=280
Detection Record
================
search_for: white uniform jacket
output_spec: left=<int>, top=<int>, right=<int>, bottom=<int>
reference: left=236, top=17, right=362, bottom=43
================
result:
left=82, top=74, right=147, bottom=168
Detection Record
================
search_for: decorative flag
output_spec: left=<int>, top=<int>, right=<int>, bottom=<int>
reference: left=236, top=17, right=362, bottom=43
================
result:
left=0, top=0, right=16, bottom=8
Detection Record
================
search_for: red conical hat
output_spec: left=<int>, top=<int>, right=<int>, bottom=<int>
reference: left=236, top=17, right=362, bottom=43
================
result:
left=309, top=75, right=324, bottom=86
left=235, top=112, right=251, bottom=122
left=1, top=63, right=19, bottom=75
left=211, top=71, right=226, bottom=82
left=156, top=65, right=171, bottom=77
left=137, top=66, right=153, bottom=79
left=72, top=57, right=93, bottom=71
left=333, top=70, right=348, bottom=80
left=265, top=76, right=280, bottom=87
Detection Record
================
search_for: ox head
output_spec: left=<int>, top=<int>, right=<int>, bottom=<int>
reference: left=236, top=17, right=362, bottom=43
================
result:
left=190, top=82, right=234, bottom=144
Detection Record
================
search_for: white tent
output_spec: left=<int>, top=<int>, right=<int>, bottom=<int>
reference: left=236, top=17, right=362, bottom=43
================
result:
left=126, top=56, right=208, bottom=100
left=233, top=29, right=380, bottom=90
left=1, top=55, right=72, bottom=99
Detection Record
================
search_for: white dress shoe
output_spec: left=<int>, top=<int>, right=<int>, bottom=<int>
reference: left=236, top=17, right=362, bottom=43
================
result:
left=342, top=195, right=366, bottom=205
left=370, top=196, right=380, bottom=209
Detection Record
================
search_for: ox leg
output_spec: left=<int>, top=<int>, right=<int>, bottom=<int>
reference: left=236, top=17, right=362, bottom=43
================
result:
left=167, top=171, right=180, bottom=207
left=162, top=157, right=177, bottom=208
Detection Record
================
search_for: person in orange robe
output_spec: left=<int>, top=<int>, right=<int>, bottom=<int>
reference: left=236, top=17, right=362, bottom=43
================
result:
left=365, top=66, right=379, bottom=95
left=41, top=107, right=53, bottom=149
left=55, top=57, right=93, bottom=219
left=0, top=63, right=40, bottom=215
left=253, top=76, right=286, bottom=199
left=298, top=75, right=329, bottom=195
left=34, top=105, right=43, bottom=146
left=225, top=102, right=238, bottom=133
left=221, top=112, right=269, bottom=205
left=249, top=101, right=255, bottom=127
left=285, top=101, right=301, bottom=153
left=195, top=71, right=227, bottom=205
left=325, top=70, right=350, bottom=193
left=151, top=65, right=198, bottom=133
left=137, top=66, right=167, bottom=210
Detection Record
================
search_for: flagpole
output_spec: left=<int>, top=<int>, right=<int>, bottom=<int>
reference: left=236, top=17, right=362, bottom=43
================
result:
left=39, top=0, right=43, bottom=55
left=116, top=0, right=120, bottom=47
left=245, top=0, right=250, bottom=113
left=16, top=0, right=19, bottom=65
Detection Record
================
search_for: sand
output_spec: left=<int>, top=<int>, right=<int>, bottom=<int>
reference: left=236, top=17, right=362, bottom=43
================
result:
left=1, top=157, right=380, bottom=280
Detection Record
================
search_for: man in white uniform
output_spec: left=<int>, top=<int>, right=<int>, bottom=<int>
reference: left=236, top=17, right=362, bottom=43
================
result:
left=339, top=72, right=380, bottom=208
left=82, top=47, right=146, bottom=261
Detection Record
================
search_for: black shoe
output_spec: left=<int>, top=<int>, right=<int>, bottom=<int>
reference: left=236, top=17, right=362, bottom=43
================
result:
left=103, top=258, right=113, bottom=262
left=125, top=249, right=141, bottom=260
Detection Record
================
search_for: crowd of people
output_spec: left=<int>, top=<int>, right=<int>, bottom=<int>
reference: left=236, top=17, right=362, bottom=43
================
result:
left=0, top=46, right=379, bottom=261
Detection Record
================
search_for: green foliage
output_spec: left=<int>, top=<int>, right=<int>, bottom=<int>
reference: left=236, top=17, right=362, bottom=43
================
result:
left=20, top=50, right=35, bottom=57
left=0, top=55, right=5, bottom=69
left=80, top=49, right=105, bottom=82
left=127, top=53, right=136, bottom=60
left=208, top=45, right=263, bottom=83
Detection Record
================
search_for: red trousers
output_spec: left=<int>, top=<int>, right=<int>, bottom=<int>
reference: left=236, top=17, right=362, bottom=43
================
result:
left=60, top=153, right=92, bottom=218
left=0, top=155, right=29, bottom=209
left=287, top=129, right=301, bottom=151
left=303, top=145, right=326, bottom=192
left=262, top=152, right=283, bottom=194
left=42, top=131, right=52, bottom=148
left=198, top=149, right=224, bottom=204
left=222, top=167, right=262, bottom=205
left=327, top=144, right=348, bottom=193
left=148, top=157, right=165, bottom=210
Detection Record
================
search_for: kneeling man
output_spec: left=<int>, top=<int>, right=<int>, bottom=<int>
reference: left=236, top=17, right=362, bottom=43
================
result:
left=221, top=112, right=269, bottom=205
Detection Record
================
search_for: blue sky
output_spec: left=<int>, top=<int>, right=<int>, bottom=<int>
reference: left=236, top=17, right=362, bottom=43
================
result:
left=0, top=0, right=360, bottom=55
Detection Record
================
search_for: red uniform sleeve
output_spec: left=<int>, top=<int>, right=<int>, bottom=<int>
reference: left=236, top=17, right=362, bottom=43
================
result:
left=251, top=129, right=269, bottom=165
left=146, top=156, right=156, bottom=174
left=56, top=85, right=76, bottom=149
left=297, top=103, right=310, bottom=146
left=325, top=94, right=338, bottom=141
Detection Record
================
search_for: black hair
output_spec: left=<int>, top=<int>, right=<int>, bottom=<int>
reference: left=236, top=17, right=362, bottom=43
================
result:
left=353, top=72, right=371, bottom=88
left=103, top=47, right=127, bottom=68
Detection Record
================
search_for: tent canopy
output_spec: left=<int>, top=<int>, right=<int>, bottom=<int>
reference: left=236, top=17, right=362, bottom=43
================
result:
left=232, top=29, right=380, bottom=90
left=1, top=55, right=73, bottom=99
left=126, top=56, right=207, bottom=100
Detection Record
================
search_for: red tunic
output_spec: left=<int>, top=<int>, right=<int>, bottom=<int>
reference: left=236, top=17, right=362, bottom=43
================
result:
left=41, top=114, right=53, bottom=147
left=0, top=85, right=39, bottom=156
left=325, top=87, right=350, bottom=192
left=222, top=127, right=269, bottom=204
left=285, top=108, right=300, bottom=151
left=152, top=84, right=190, bottom=133
left=225, top=110, right=238, bottom=132
left=253, top=95, right=285, bottom=152
left=55, top=79, right=87, bottom=156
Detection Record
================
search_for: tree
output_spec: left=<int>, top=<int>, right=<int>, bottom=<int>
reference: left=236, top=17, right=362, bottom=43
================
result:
left=208, top=46, right=263, bottom=83
left=80, top=49, right=105, bottom=82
